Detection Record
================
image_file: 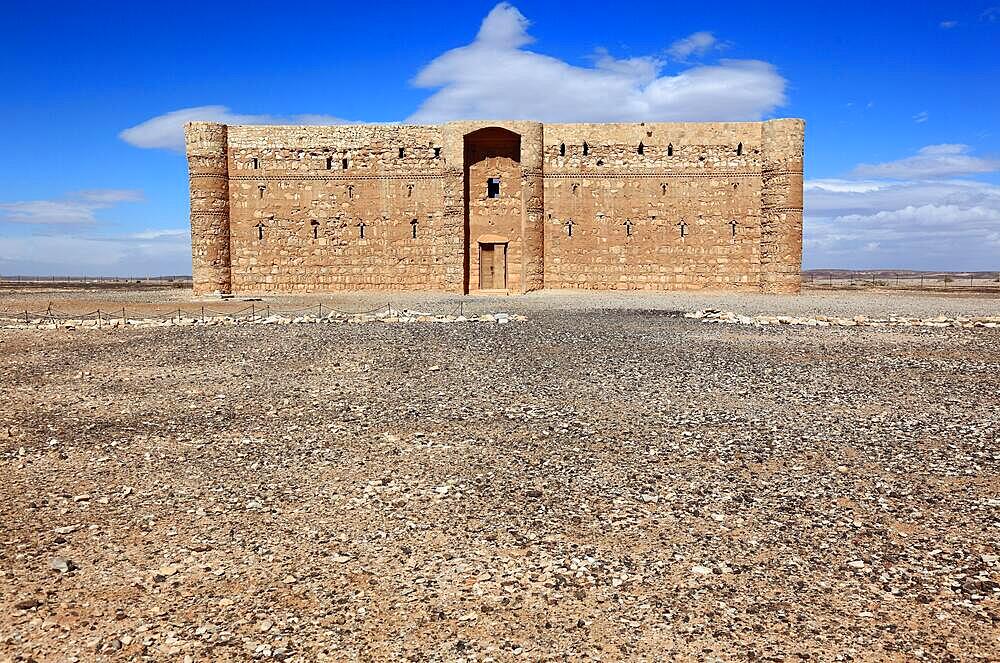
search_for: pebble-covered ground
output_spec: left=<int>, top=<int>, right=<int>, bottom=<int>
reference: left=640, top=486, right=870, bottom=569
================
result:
left=1, top=288, right=998, bottom=661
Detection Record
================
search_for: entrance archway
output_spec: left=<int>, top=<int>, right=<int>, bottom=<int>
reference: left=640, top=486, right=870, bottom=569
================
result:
left=463, top=128, right=521, bottom=293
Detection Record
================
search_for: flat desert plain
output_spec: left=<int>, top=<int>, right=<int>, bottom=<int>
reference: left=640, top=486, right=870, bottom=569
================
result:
left=2, top=287, right=998, bottom=661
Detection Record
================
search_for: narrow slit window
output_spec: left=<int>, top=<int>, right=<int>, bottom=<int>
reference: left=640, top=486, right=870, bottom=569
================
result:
left=559, top=143, right=566, bottom=156
left=582, top=142, right=589, bottom=156
left=311, top=220, right=319, bottom=239
left=347, top=185, right=354, bottom=199
left=729, top=219, right=738, bottom=237
left=258, top=185, right=266, bottom=199
left=487, top=177, right=500, bottom=198
left=255, top=222, right=265, bottom=240
left=433, top=147, right=441, bottom=158
left=407, top=184, right=414, bottom=197
left=661, top=183, right=668, bottom=195
left=398, top=147, right=405, bottom=158
left=358, top=222, right=366, bottom=240
left=410, top=219, right=418, bottom=239
left=342, top=158, right=348, bottom=170
left=624, top=220, right=633, bottom=237
left=737, top=142, right=743, bottom=156
left=678, top=220, right=688, bottom=238
left=566, top=219, right=574, bottom=237
left=667, top=143, right=673, bottom=157
left=572, top=183, right=579, bottom=195
left=326, top=156, right=333, bottom=170
left=251, top=158, right=259, bottom=170
left=637, top=142, right=644, bottom=155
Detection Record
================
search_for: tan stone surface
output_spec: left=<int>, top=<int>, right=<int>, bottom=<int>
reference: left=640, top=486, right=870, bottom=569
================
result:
left=185, top=119, right=804, bottom=295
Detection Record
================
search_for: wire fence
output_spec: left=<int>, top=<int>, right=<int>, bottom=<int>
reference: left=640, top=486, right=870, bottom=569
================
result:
left=0, top=300, right=490, bottom=326
left=0, top=276, right=192, bottom=285
left=803, top=272, right=1000, bottom=290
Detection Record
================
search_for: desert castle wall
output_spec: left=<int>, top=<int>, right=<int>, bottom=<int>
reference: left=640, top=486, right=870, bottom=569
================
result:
left=185, top=119, right=804, bottom=294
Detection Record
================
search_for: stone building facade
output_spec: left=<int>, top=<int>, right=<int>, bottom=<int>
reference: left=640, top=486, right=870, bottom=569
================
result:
left=185, top=119, right=804, bottom=295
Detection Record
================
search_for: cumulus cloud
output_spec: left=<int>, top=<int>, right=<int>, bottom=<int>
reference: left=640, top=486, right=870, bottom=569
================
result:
left=120, top=106, right=347, bottom=152
left=805, top=173, right=1000, bottom=270
left=939, top=20, right=959, bottom=29
left=408, top=3, right=786, bottom=123
left=851, top=144, right=1000, bottom=179
left=0, top=189, right=144, bottom=225
left=668, top=32, right=719, bottom=60
left=0, top=228, right=190, bottom=277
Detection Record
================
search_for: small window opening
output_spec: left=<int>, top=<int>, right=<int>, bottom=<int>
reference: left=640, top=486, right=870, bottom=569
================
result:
left=326, top=156, right=333, bottom=170
left=257, top=185, right=266, bottom=199
left=661, top=183, right=668, bottom=195
left=341, top=158, right=348, bottom=170
left=410, top=218, right=418, bottom=239
left=733, top=182, right=739, bottom=189
left=358, top=222, right=366, bottom=240
left=667, top=143, right=674, bottom=157
left=729, top=219, right=738, bottom=237
left=596, top=159, right=604, bottom=166
left=433, top=147, right=441, bottom=158
left=347, top=185, right=354, bottom=199
left=582, top=142, right=589, bottom=156
left=398, top=147, right=405, bottom=158
left=311, top=220, right=320, bottom=239
left=678, top=220, right=688, bottom=238
left=624, top=219, right=633, bottom=237
left=487, top=177, right=500, bottom=198
left=637, top=142, right=644, bottom=155
left=566, top=219, right=574, bottom=237
left=572, top=183, right=579, bottom=195
left=255, top=222, right=265, bottom=240
left=251, top=158, right=259, bottom=170
left=736, top=142, right=743, bottom=156
left=559, top=143, right=566, bottom=156
left=407, top=184, right=414, bottom=197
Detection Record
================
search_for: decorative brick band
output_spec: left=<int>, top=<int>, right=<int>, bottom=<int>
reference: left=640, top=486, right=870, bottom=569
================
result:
left=764, top=206, right=804, bottom=212
left=542, top=170, right=763, bottom=179
left=227, top=173, right=447, bottom=182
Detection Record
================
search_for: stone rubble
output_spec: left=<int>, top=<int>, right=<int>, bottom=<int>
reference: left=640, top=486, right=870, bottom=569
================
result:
left=686, top=308, right=1000, bottom=329
left=0, top=308, right=526, bottom=331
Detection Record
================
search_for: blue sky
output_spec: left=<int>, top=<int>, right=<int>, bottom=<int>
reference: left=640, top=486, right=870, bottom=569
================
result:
left=1, top=0, right=998, bottom=275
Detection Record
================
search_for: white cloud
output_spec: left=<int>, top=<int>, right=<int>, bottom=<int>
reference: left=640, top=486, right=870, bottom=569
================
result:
left=851, top=144, right=1000, bottom=179
left=408, top=3, right=786, bottom=123
left=119, top=106, right=347, bottom=152
left=0, top=228, right=190, bottom=277
left=939, top=20, right=959, bottom=29
left=668, top=32, right=719, bottom=60
left=0, top=189, right=144, bottom=225
left=913, top=111, right=929, bottom=123
left=805, top=175, right=1000, bottom=270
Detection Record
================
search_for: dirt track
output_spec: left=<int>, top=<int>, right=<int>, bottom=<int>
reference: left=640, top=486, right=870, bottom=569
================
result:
left=1, top=290, right=998, bottom=661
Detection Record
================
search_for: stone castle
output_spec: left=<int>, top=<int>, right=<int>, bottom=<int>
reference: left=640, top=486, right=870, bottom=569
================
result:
left=185, top=119, right=804, bottom=295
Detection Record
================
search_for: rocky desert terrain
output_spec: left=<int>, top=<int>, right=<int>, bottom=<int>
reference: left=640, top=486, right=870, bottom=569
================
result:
left=1, top=288, right=998, bottom=661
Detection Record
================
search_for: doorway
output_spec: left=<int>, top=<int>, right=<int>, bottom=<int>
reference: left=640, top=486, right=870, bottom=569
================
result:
left=479, top=243, right=507, bottom=290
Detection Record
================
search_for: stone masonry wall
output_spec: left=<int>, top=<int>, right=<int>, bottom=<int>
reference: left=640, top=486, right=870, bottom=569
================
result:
left=184, top=119, right=803, bottom=294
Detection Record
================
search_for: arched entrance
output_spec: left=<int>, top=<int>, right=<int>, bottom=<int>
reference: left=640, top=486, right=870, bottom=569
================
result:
left=463, top=127, right=522, bottom=292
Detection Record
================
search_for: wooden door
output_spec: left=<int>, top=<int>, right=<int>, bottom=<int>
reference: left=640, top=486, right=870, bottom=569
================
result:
left=480, top=244, right=495, bottom=289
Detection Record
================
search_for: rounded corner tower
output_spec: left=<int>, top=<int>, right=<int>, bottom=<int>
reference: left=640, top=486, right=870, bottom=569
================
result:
left=184, top=121, right=232, bottom=295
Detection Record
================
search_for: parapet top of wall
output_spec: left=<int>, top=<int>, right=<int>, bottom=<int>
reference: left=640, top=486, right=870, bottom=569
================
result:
left=224, top=124, right=443, bottom=150
left=543, top=121, right=780, bottom=147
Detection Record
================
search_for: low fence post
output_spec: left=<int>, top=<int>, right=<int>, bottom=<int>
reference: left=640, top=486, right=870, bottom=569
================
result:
left=122, top=307, right=127, bottom=325
left=97, top=309, right=102, bottom=329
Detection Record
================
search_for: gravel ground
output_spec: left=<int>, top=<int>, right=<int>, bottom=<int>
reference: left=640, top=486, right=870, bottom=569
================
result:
left=1, top=289, right=999, bottom=661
